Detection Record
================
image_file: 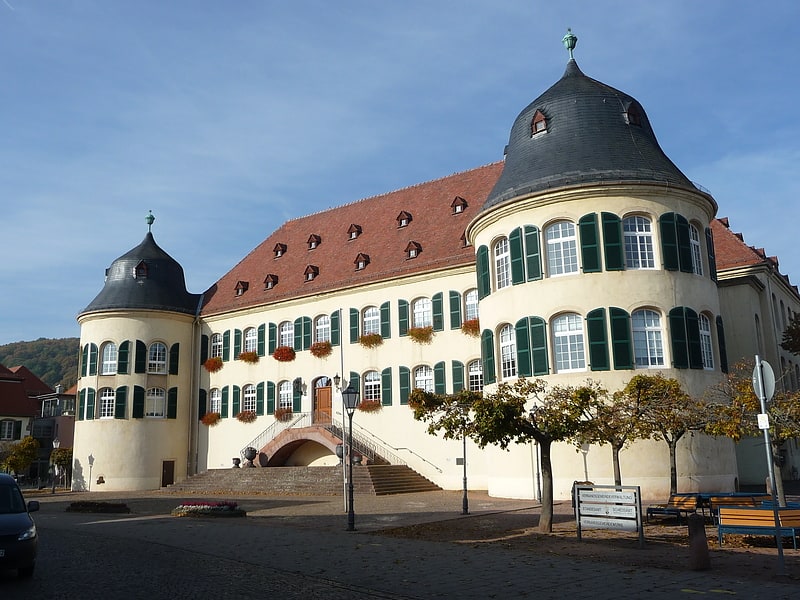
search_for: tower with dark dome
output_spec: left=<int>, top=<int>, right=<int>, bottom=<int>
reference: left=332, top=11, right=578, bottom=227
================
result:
left=74, top=212, right=202, bottom=491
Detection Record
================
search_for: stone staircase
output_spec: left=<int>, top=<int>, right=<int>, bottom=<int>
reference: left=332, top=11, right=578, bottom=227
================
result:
left=165, top=465, right=440, bottom=496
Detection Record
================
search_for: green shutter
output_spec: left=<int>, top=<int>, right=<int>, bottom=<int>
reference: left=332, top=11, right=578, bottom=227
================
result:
left=509, top=227, right=525, bottom=285
left=268, top=324, right=277, bottom=354
left=579, top=213, right=602, bottom=273
left=476, top=245, right=491, bottom=299
left=380, top=302, right=391, bottom=338
left=221, top=386, right=229, bottom=418
left=705, top=227, right=717, bottom=282
left=676, top=215, right=693, bottom=273
left=398, top=299, right=409, bottom=336
left=452, top=361, right=465, bottom=393
left=434, top=361, right=446, bottom=394
left=349, top=371, right=360, bottom=396
left=293, top=318, right=302, bottom=350
left=223, top=330, right=231, bottom=361
left=198, top=389, right=207, bottom=418
left=515, top=317, right=532, bottom=377
left=716, top=316, right=729, bottom=374
left=118, top=341, right=130, bottom=374
left=669, top=307, right=689, bottom=369
left=89, top=343, right=98, bottom=375
left=524, top=225, right=542, bottom=281
left=530, top=317, right=549, bottom=376
left=232, top=385, right=241, bottom=416
left=399, top=366, right=411, bottom=405
left=257, top=324, right=266, bottom=356
left=256, top=382, right=265, bottom=415
left=349, top=308, right=359, bottom=343
left=660, top=213, right=680, bottom=271
left=169, top=343, right=180, bottom=375
left=78, top=388, right=86, bottom=420
left=86, top=388, right=96, bottom=420
left=200, top=335, right=209, bottom=364
left=293, top=383, right=302, bottom=413
left=331, top=311, right=340, bottom=346
left=686, top=308, right=703, bottom=369
left=481, top=330, right=496, bottom=385
left=601, top=212, right=624, bottom=271
left=114, top=386, right=127, bottom=419
left=234, top=329, right=243, bottom=358
left=81, top=344, right=88, bottom=377
left=610, top=307, right=633, bottom=369
left=167, top=387, right=178, bottom=419
left=586, top=308, right=610, bottom=371
left=132, top=386, right=145, bottom=419
left=135, top=340, right=147, bottom=373
left=432, top=292, right=444, bottom=331
left=303, top=316, right=312, bottom=350
left=449, top=291, right=462, bottom=329
left=381, top=367, right=393, bottom=406
left=267, top=382, right=275, bottom=414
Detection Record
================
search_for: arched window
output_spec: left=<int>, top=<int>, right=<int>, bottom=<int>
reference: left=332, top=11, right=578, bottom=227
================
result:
left=101, top=342, right=117, bottom=375
left=552, top=313, right=586, bottom=372
left=464, top=289, right=479, bottom=321
left=279, top=321, right=294, bottom=347
left=699, top=314, right=714, bottom=370
left=315, top=314, right=331, bottom=343
left=209, top=388, right=222, bottom=414
left=148, top=342, right=167, bottom=374
left=413, top=365, right=433, bottom=392
left=754, top=314, right=764, bottom=355
left=545, top=221, right=578, bottom=276
left=362, top=306, right=380, bottom=335
left=363, top=370, right=381, bottom=401
left=99, top=388, right=115, bottom=419
left=632, top=309, right=664, bottom=367
left=145, top=387, right=166, bottom=418
left=243, top=327, right=257, bottom=353
left=412, top=297, right=432, bottom=328
left=689, top=224, right=703, bottom=275
left=278, top=381, right=293, bottom=410
left=242, top=384, right=257, bottom=412
left=493, top=237, right=511, bottom=290
left=499, top=324, right=517, bottom=379
left=467, top=360, right=483, bottom=392
left=210, top=334, right=223, bottom=358
left=623, top=216, right=655, bottom=269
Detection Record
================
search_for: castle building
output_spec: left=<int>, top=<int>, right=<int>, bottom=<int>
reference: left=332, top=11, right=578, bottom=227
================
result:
left=73, top=34, right=798, bottom=497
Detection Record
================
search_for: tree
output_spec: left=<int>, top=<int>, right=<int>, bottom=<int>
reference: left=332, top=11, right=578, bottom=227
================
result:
left=781, top=312, right=800, bottom=355
left=2, top=436, right=40, bottom=476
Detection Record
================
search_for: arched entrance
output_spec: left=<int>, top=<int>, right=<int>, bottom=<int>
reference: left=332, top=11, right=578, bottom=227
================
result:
left=313, top=376, right=332, bottom=424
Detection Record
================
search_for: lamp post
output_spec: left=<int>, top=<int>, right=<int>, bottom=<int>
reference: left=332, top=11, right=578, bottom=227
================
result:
left=341, top=382, right=360, bottom=531
left=51, top=438, right=60, bottom=494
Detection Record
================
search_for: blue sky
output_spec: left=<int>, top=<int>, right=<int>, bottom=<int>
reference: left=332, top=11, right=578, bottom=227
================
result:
left=1, top=1, right=798, bottom=345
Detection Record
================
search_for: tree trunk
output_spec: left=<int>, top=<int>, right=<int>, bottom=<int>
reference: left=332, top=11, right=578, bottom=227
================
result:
left=770, top=440, right=787, bottom=506
left=538, top=440, right=554, bottom=533
left=668, top=439, right=678, bottom=496
left=611, top=444, right=622, bottom=487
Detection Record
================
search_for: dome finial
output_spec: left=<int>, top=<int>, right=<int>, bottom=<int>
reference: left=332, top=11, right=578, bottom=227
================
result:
left=145, top=210, right=155, bottom=232
left=562, top=28, right=577, bottom=59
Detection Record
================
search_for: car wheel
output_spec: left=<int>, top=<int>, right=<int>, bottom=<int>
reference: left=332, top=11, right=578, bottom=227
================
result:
left=18, top=564, right=35, bottom=579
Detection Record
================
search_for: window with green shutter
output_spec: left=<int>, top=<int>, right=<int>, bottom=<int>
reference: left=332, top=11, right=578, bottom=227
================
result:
left=432, top=293, right=444, bottom=331
left=434, top=361, right=446, bottom=394
left=524, top=225, right=542, bottom=281
left=167, top=387, right=178, bottom=419
left=380, top=302, right=391, bottom=338
left=222, top=330, right=231, bottom=361
left=256, top=382, right=265, bottom=415
left=530, top=317, right=549, bottom=376
left=86, top=388, right=96, bottom=420
left=509, top=227, right=525, bottom=284
left=381, top=368, right=393, bottom=406
left=257, top=324, right=266, bottom=356
left=132, top=386, right=145, bottom=419
left=331, top=310, right=340, bottom=346
left=268, top=323, right=277, bottom=354
left=234, top=329, right=242, bottom=358
left=660, top=213, right=680, bottom=271
left=221, top=386, right=229, bottom=418
left=586, top=308, right=610, bottom=371
left=609, top=307, right=633, bottom=369
left=399, top=366, right=411, bottom=404
left=515, top=318, right=532, bottom=377
left=267, top=382, right=275, bottom=414
left=449, top=291, right=462, bottom=329
left=668, top=307, right=689, bottom=368
left=302, top=316, right=312, bottom=349
left=705, top=227, right=717, bottom=282
left=232, top=385, right=241, bottom=416
left=685, top=308, right=703, bottom=369
left=579, top=214, right=602, bottom=273
left=480, top=330, right=496, bottom=385
left=88, top=343, right=98, bottom=375
left=198, top=389, right=207, bottom=419
left=135, top=340, right=147, bottom=373
left=398, top=299, right=409, bottom=336
left=716, top=316, right=728, bottom=373
left=115, top=386, right=127, bottom=419
left=451, top=361, right=465, bottom=393
left=200, top=335, right=209, bottom=364
left=78, top=389, right=86, bottom=420
left=293, top=384, right=302, bottom=412
left=348, top=371, right=360, bottom=396
left=81, top=344, right=89, bottom=377
left=476, top=245, right=491, bottom=299
left=349, top=308, right=360, bottom=343
left=601, top=212, right=624, bottom=271
left=118, top=341, right=130, bottom=374
left=676, top=215, right=693, bottom=273
left=169, top=343, right=180, bottom=375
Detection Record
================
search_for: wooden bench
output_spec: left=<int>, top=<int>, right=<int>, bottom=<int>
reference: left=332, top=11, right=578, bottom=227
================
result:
left=708, top=495, right=771, bottom=522
left=717, top=507, right=800, bottom=549
left=646, top=494, right=698, bottom=524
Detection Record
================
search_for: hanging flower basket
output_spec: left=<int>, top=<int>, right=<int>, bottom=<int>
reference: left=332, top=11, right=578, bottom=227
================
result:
left=310, top=340, right=333, bottom=358
left=274, top=407, right=293, bottom=422
left=461, top=318, right=480, bottom=337
left=201, top=412, right=221, bottom=426
left=359, top=333, right=383, bottom=348
left=238, top=351, right=259, bottom=364
left=203, top=356, right=224, bottom=373
left=273, top=346, right=296, bottom=362
left=357, top=399, right=382, bottom=413
left=236, top=410, right=257, bottom=423
left=407, top=326, right=434, bottom=344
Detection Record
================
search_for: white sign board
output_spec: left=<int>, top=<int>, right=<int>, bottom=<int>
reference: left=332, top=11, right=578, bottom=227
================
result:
left=574, top=484, right=644, bottom=547
left=757, top=413, right=770, bottom=430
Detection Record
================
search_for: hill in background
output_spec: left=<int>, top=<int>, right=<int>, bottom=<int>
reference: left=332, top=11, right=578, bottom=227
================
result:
left=0, top=338, right=80, bottom=389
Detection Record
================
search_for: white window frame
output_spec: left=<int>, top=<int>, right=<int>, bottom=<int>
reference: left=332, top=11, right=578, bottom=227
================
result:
left=101, top=342, right=118, bottom=375
left=464, top=289, right=479, bottom=321
left=363, top=306, right=380, bottom=335
left=413, top=365, right=433, bottom=393
left=690, top=224, right=703, bottom=275
left=279, top=322, right=294, bottom=347
left=209, top=388, right=222, bottom=414
left=148, top=342, right=167, bottom=374
left=499, top=324, right=517, bottom=380
left=552, top=313, right=586, bottom=372
left=467, top=360, right=483, bottom=392
left=0, top=420, right=13, bottom=440
left=243, top=384, right=257, bottom=412
left=145, top=387, right=166, bottom=418
left=243, top=328, right=258, bottom=353
left=546, top=221, right=579, bottom=276
left=363, top=370, right=381, bottom=401
left=699, top=313, right=714, bottom=370
left=315, top=315, right=331, bottom=343
left=632, top=309, right=665, bottom=367
left=278, top=381, right=293, bottom=410
left=623, top=216, right=656, bottom=269
left=210, top=334, right=223, bottom=358
left=493, top=237, right=511, bottom=290
left=412, top=297, right=432, bottom=328
left=99, top=388, right=115, bottom=419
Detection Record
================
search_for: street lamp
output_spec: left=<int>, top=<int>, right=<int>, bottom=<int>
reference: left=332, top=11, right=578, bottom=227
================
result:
left=341, top=382, right=360, bottom=531
left=51, top=438, right=60, bottom=494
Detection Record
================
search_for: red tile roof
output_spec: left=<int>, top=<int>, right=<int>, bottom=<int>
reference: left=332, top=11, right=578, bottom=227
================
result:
left=201, top=162, right=504, bottom=315
left=9, top=365, right=53, bottom=397
left=0, top=364, right=38, bottom=418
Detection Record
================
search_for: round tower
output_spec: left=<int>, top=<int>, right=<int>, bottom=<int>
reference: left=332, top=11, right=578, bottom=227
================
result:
left=74, top=212, right=202, bottom=491
left=467, top=32, right=737, bottom=498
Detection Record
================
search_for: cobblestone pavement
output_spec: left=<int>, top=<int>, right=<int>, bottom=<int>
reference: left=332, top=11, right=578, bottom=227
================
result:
left=1, top=489, right=798, bottom=599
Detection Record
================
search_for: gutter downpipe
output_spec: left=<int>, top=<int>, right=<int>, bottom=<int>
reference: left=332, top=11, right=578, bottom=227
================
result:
left=189, top=294, right=205, bottom=479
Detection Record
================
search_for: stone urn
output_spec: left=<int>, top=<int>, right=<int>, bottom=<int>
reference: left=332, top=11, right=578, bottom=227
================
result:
left=243, top=446, right=257, bottom=468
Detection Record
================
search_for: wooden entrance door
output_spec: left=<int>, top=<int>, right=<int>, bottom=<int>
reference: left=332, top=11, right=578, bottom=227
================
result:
left=314, top=385, right=332, bottom=423
left=161, top=460, right=175, bottom=487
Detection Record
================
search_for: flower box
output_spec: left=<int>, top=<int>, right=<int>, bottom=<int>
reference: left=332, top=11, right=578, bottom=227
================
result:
left=461, top=318, right=480, bottom=337
left=359, top=333, right=383, bottom=348
left=238, top=351, right=259, bottom=364
left=310, top=340, right=333, bottom=358
left=407, top=326, right=434, bottom=344
left=203, top=356, right=224, bottom=373
left=171, top=500, right=246, bottom=518
left=274, top=407, right=293, bottom=422
left=236, top=410, right=257, bottom=423
left=201, top=412, right=221, bottom=426
left=357, top=399, right=382, bottom=413
left=273, top=346, right=296, bottom=362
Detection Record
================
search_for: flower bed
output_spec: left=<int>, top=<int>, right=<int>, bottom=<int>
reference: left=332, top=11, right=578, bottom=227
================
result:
left=66, top=501, right=130, bottom=514
left=201, top=411, right=221, bottom=426
left=238, top=351, right=259, bottom=364
left=171, top=500, right=246, bottom=518
left=359, top=333, right=383, bottom=348
left=236, top=410, right=257, bottom=423
left=203, top=356, right=224, bottom=373
left=273, top=345, right=296, bottom=362
left=310, top=340, right=333, bottom=358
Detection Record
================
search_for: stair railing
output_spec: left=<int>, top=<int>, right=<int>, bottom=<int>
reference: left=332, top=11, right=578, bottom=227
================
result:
left=351, top=421, right=443, bottom=473
left=239, top=412, right=307, bottom=459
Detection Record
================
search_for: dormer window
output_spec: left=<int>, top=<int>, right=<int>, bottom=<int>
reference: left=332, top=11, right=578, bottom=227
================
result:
left=304, top=265, right=319, bottom=281
left=235, top=281, right=249, bottom=296
left=354, top=253, right=370, bottom=271
left=460, top=231, right=470, bottom=248
left=531, top=110, right=547, bottom=136
left=624, top=104, right=641, bottom=126
left=273, top=243, right=287, bottom=258
left=264, top=274, right=279, bottom=290
left=307, top=234, right=321, bottom=250
left=347, top=224, right=362, bottom=240
left=405, top=241, right=422, bottom=259
left=451, top=196, right=468, bottom=214
left=396, top=211, right=412, bottom=228
left=133, top=260, right=148, bottom=279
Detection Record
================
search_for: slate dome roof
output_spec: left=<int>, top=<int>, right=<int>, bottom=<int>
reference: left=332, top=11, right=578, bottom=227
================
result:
left=483, top=44, right=695, bottom=210
left=81, top=229, right=201, bottom=316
